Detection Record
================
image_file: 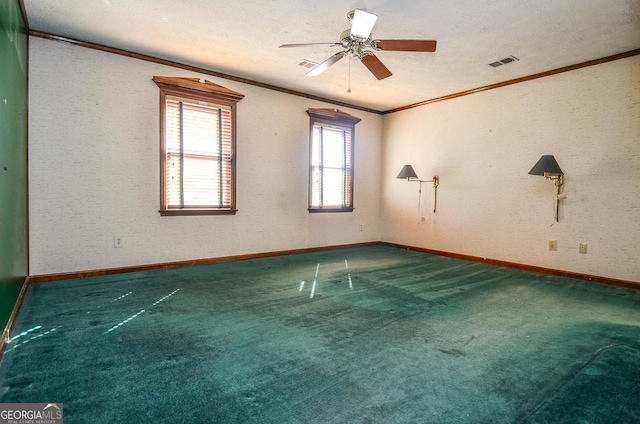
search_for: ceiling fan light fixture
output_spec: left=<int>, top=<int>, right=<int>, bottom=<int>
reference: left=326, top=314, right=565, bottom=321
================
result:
left=350, top=9, right=378, bottom=40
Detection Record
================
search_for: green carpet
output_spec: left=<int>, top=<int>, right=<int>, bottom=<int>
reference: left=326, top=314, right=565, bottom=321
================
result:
left=1, top=246, right=639, bottom=423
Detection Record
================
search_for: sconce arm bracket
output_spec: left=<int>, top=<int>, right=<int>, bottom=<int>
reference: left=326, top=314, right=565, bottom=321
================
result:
left=543, top=172, right=563, bottom=187
left=406, top=175, right=439, bottom=187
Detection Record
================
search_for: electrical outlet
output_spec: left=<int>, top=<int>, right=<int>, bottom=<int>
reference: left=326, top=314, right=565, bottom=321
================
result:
left=579, top=243, right=587, bottom=254
left=114, top=236, right=124, bottom=248
left=548, top=240, right=557, bottom=251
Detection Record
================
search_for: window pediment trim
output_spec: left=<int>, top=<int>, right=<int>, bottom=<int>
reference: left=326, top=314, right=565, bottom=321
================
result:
left=153, top=76, right=245, bottom=103
left=306, top=108, right=361, bottom=125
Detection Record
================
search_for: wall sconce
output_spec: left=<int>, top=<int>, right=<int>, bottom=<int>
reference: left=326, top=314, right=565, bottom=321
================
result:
left=528, top=155, right=564, bottom=222
left=397, top=164, right=440, bottom=212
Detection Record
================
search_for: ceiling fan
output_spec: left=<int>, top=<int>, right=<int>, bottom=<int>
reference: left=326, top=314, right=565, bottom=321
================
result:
left=279, top=9, right=437, bottom=80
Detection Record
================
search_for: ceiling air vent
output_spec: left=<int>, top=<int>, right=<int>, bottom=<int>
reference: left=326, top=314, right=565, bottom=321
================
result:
left=488, top=55, right=519, bottom=67
left=298, top=59, right=318, bottom=69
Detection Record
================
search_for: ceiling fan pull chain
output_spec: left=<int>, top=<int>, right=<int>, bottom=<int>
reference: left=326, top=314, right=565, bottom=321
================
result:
left=347, top=55, right=352, bottom=93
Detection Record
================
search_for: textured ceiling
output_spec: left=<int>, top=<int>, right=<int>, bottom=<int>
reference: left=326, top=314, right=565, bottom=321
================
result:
left=23, top=0, right=640, bottom=112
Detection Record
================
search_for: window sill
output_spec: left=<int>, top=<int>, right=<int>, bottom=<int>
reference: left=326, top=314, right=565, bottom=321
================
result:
left=160, top=209, right=238, bottom=216
left=308, top=207, right=354, bottom=213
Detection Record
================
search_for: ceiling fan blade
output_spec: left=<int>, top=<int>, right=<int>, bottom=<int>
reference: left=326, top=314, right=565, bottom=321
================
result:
left=306, top=52, right=344, bottom=76
left=360, top=53, right=392, bottom=80
left=279, top=43, right=338, bottom=48
left=375, top=39, right=437, bottom=52
left=350, top=9, right=378, bottom=39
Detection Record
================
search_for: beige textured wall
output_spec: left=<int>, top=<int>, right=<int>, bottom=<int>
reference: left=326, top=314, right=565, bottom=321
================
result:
left=381, top=55, right=640, bottom=282
left=28, top=37, right=383, bottom=275
left=28, top=36, right=640, bottom=282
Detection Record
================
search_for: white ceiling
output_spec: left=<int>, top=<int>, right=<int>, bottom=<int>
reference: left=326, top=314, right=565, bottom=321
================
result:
left=23, top=0, right=640, bottom=112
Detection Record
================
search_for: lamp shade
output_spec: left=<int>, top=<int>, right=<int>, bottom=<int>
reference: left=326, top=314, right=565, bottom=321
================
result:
left=397, top=164, right=418, bottom=179
left=528, top=155, right=564, bottom=176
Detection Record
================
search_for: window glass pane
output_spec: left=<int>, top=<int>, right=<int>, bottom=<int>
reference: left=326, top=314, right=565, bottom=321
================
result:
left=322, top=168, right=345, bottom=206
left=166, top=101, right=181, bottom=153
left=182, top=104, right=219, bottom=156
left=182, top=156, right=220, bottom=206
left=310, top=166, right=321, bottom=207
left=166, top=151, right=181, bottom=207
left=321, top=128, right=345, bottom=169
left=311, top=126, right=322, bottom=167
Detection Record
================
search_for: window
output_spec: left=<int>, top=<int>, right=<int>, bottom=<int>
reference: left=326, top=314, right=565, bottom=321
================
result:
left=307, top=108, right=361, bottom=212
left=153, top=77, right=244, bottom=216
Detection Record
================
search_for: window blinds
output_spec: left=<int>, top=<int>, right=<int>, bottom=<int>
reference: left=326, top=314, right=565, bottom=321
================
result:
left=310, top=123, right=353, bottom=208
left=165, top=98, right=232, bottom=209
